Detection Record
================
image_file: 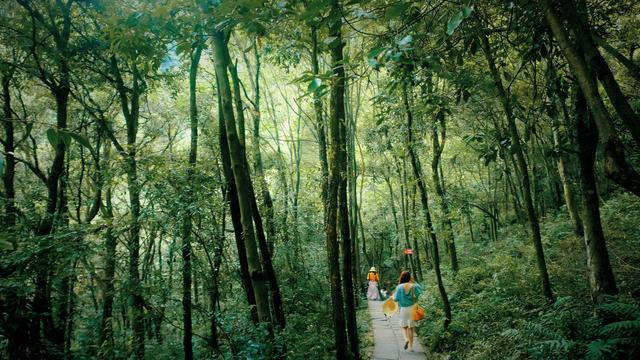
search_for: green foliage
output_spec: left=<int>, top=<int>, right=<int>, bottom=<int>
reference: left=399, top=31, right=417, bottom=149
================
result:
left=415, top=193, right=640, bottom=360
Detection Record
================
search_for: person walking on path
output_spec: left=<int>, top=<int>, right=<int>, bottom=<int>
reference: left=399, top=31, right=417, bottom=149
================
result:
left=393, top=270, right=423, bottom=352
left=367, top=267, right=381, bottom=300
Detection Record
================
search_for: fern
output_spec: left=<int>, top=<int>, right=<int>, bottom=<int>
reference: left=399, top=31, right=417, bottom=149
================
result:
left=586, top=299, right=640, bottom=359
left=599, top=320, right=640, bottom=337
left=598, top=302, right=640, bottom=319
left=586, top=339, right=615, bottom=360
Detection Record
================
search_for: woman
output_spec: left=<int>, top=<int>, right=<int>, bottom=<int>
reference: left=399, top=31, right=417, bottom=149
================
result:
left=366, top=267, right=380, bottom=300
left=393, top=270, right=423, bottom=351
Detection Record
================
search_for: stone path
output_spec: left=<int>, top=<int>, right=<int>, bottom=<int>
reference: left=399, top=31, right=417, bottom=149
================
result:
left=368, top=300, right=427, bottom=360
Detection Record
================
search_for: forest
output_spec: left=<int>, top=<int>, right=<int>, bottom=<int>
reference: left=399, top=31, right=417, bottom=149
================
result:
left=0, top=0, right=639, bottom=359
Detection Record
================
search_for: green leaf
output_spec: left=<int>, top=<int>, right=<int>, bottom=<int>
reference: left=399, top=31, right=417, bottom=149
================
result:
left=446, top=11, right=464, bottom=36
left=308, top=78, right=322, bottom=93
left=0, top=238, right=12, bottom=250
left=397, top=35, right=413, bottom=46
left=60, top=131, right=72, bottom=147
left=385, top=2, right=409, bottom=20
left=367, top=47, right=386, bottom=60
left=68, top=132, right=97, bottom=157
left=175, top=42, right=191, bottom=56
left=47, top=129, right=59, bottom=149
left=463, top=5, right=474, bottom=18
left=0, top=156, right=4, bottom=176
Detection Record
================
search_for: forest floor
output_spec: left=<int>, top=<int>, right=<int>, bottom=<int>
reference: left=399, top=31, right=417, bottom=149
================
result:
left=367, top=300, right=429, bottom=360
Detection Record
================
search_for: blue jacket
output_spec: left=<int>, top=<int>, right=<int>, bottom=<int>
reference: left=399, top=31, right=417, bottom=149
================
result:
left=394, top=282, right=423, bottom=307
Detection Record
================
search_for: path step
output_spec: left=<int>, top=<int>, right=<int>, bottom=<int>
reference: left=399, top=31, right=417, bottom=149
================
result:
left=368, top=300, right=427, bottom=360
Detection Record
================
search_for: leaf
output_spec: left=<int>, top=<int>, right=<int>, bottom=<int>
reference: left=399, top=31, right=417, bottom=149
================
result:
left=60, top=131, right=72, bottom=147
left=0, top=238, right=12, bottom=250
left=367, top=47, right=386, bottom=60
left=175, top=42, right=191, bottom=56
left=397, top=35, right=413, bottom=46
left=68, top=132, right=97, bottom=157
left=463, top=5, right=474, bottom=18
left=0, top=156, right=3, bottom=176
left=446, top=11, right=464, bottom=36
left=47, top=129, right=59, bottom=149
left=385, top=2, right=409, bottom=20
left=308, top=78, right=322, bottom=93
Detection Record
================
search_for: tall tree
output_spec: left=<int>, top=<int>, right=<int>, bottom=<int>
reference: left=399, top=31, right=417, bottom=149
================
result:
left=180, top=41, right=203, bottom=360
left=543, top=0, right=640, bottom=197
left=573, top=87, right=618, bottom=301
left=402, top=77, right=452, bottom=328
left=478, top=22, right=554, bottom=301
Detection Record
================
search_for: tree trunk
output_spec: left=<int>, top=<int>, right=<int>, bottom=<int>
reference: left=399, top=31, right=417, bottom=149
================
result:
left=311, top=25, right=330, bottom=206
left=211, top=30, right=272, bottom=325
left=574, top=87, right=618, bottom=302
left=430, top=110, right=459, bottom=272
left=1, top=73, right=16, bottom=234
left=245, top=38, right=277, bottom=256
left=479, top=29, right=554, bottom=301
left=543, top=0, right=640, bottom=197
left=326, top=0, right=349, bottom=356
left=402, top=79, right=452, bottom=328
left=98, top=187, right=116, bottom=360
left=181, top=44, right=202, bottom=360
left=545, top=54, right=584, bottom=236
left=559, top=0, right=640, bottom=147
left=1, top=70, right=30, bottom=359
left=217, top=91, right=258, bottom=323
left=340, top=75, right=360, bottom=360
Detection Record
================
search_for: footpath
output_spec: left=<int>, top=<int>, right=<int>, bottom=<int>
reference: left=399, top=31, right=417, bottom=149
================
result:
left=368, top=300, right=427, bottom=360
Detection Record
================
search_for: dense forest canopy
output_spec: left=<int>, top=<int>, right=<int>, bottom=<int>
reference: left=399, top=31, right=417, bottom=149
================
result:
left=1, top=0, right=639, bottom=359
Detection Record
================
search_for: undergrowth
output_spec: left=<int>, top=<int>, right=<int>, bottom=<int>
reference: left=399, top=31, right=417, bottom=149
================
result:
left=416, top=192, right=640, bottom=359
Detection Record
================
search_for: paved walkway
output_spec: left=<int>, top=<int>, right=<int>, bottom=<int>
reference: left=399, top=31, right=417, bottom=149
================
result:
left=368, top=300, right=427, bottom=360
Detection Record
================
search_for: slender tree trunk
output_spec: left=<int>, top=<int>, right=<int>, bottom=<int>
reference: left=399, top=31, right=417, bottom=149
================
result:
left=543, top=0, right=640, bottom=196
left=592, top=35, right=640, bottom=82
left=326, top=0, right=349, bottom=356
left=574, top=87, right=618, bottom=302
left=217, top=91, right=258, bottom=323
left=98, top=187, right=116, bottom=360
left=311, top=25, right=329, bottom=206
left=109, top=57, right=146, bottom=359
left=479, top=29, right=554, bottom=301
left=1, top=71, right=30, bottom=359
left=430, top=111, right=459, bottom=272
left=211, top=30, right=272, bottom=324
left=181, top=44, right=202, bottom=360
left=546, top=55, right=584, bottom=236
left=1, top=73, right=16, bottom=233
left=402, top=79, right=452, bottom=328
left=245, top=39, right=277, bottom=256
left=384, top=175, right=400, bottom=267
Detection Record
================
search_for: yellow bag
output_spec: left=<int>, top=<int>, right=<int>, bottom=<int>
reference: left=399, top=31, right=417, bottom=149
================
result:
left=410, top=285, right=425, bottom=321
left=412, top=304, right=425, bottom=321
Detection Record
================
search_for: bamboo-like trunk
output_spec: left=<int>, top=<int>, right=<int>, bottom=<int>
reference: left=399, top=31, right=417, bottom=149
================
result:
left=211, top=30, right=272, bottom=325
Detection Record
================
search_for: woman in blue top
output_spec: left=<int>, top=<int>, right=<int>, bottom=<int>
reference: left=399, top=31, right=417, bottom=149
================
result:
left=393, top=270, right=423, bottom=351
